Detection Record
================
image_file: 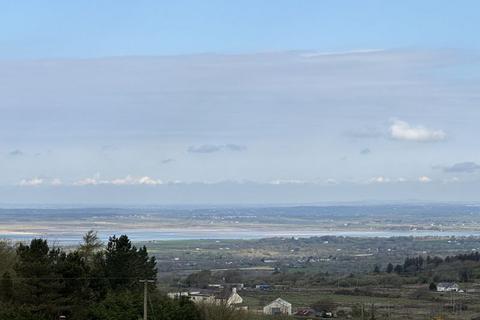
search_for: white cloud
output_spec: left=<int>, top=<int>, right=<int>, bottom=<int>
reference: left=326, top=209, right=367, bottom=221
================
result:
left=369, top=176, right=390, bottom=183
left=73, top=175, right=163, bottom=186
left=389, top=120, right=446, bottom=142
left=325, top=178, right=339, bottom=185
left=110, top=176, right=163, bottom=186
left=50, top=178, right=63, bottom=186
left=73, top=177, right=99, bottom=186
left=418, top=176, right=432, bottom=183
left=269, top=179, right=308, bottom=185
left=138, top=176, right=162, bottom=185
left=18, top=177, right=63, bottom=186
left=19, top=178, right=44, bottom=186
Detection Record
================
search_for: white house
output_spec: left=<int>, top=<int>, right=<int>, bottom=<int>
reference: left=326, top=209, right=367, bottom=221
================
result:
left=214, top=287, right=243, bottom=306
left=226, top=287, right=243, bottom=305
left=167, top=291, right=216, bottom=304
left=167, top=291, right=189, bottom=299
left=168, top=288, right=243, bottom=307
left=437, top=282, right=460, bottom=292
left=263, top=298, right=292, bottom=316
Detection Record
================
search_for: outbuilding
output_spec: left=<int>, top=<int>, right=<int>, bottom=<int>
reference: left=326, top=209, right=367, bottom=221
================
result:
left=263, top=298, right=292, bottom=315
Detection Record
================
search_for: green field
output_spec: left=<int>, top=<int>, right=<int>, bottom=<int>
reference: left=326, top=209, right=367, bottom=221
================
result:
left=150, top=236, right=480, bottom=319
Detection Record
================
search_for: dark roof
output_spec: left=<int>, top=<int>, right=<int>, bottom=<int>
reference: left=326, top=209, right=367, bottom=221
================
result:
left=214, top=289, right=232, bottom=300
left=438, top=282, right=458, bottom=287
left=295, top=308, right=314, bottom=316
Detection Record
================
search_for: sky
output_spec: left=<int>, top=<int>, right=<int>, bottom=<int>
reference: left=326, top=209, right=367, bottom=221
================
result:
left=0, top=1, right=480, bottom=205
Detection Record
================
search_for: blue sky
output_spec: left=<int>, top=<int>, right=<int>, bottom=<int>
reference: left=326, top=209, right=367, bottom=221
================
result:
left=1, top=0, right=480, bottom=58
left=0, top=1, right=479, bottom=204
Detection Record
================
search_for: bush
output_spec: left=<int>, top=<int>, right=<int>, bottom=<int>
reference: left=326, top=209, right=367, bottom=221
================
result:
left=88, top=291, right=202, bottom=320
left=311, top=298, right=338, bottom=313
left=199, top=303, right=248, bottom=320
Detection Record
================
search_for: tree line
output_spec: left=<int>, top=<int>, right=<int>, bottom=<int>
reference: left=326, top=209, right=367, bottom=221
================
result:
left=380, top=251, right=480, bottom=274
left=371, top=251, right=480, bottom=285
left=0, top=231, right=202, bottom=320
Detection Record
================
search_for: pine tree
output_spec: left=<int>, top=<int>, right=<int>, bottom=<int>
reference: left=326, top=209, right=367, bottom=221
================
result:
left=0, top=271, right=13, bottom=302
left=79, top=230, right=103, bottom=264
left=105, top=235, right=157, bottom=290
left=14, top=239, right=63, bottom=316
left=386, top=263, right=394, bottom=274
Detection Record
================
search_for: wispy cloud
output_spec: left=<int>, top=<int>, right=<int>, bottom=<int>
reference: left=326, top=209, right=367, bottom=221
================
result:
left=443, top=162, right=480, bottom=173
left=344, top=127, right=383, bottom=139
left=300, top=49, right=385, bottom=58
left=100, top=145, right=117, bottom=152
left=325, top=178, right=339, bottom=185
left=9, top=149, right=24, bottom=157
left=224, top=144, right=247, bottom=152
left=188, top=145, right=222, bottom=153
left=1, top=50, right=477, bottom=203
left=360, top=148, right=371, bottom=155
left=161, top=158, right=175, bottom=164
left=437, top=161, right=480, bottom=173
left=188, top=144, right=246, bottom=154
left=389, top=120, right=446, bottom=142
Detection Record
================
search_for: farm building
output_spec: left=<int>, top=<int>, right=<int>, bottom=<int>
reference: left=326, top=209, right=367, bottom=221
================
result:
left=263, top=298, right=292, bottom=316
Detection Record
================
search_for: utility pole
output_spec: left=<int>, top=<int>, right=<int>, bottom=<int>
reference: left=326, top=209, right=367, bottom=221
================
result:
left=140, top=279, right=155, bottom=320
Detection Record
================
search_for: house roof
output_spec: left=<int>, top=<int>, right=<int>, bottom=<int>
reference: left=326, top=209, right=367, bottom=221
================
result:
left=437, top=282, right=458, bottom=287
left=189, top=293, right=214, bottom=297
left=266, top=298, right=291, bottom=307
left=214, top=290, right=232, bottom=300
